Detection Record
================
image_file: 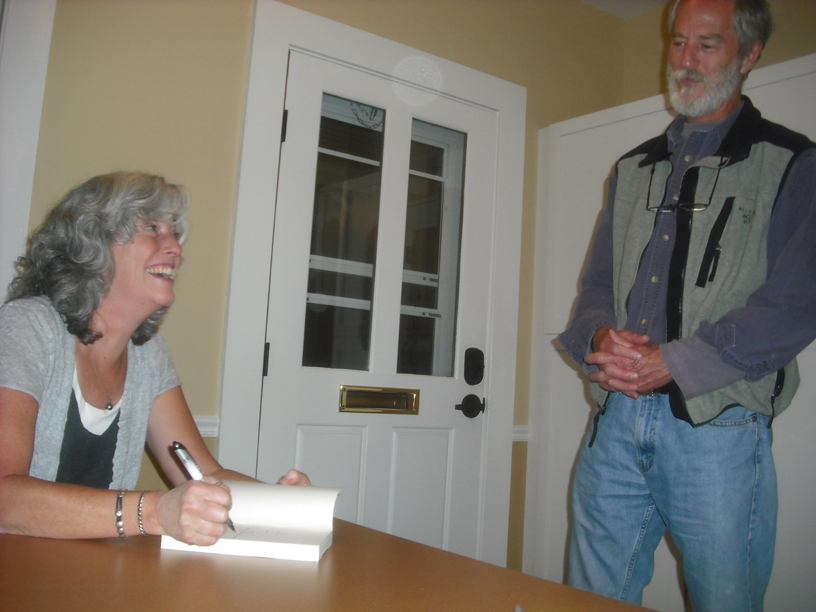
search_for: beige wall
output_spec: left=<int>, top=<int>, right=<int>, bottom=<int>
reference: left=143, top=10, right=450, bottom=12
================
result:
left=32, top=0, right=816, bottom=572
left=30, top=0, right=254, bottom=422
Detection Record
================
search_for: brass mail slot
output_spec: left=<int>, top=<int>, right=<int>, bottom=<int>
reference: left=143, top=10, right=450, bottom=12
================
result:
left=339, top=385, right=419, bottom=415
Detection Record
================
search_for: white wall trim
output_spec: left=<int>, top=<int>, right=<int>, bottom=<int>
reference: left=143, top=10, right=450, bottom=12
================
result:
left=0, top=0, right=56, bottom=296
left=194, top=415, right=220, bottom=438
left=513, top=426, right=531, bottom=443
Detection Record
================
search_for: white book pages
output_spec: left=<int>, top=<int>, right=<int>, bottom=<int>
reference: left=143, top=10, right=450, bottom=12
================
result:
left=160, top=482, right=340, bottom=562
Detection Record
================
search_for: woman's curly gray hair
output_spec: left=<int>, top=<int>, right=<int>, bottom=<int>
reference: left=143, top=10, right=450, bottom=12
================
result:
left=7, top=172, right=190, bottom=345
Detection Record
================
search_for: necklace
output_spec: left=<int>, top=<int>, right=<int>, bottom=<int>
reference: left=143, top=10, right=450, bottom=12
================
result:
left=89, top=347, right=126, bottom=411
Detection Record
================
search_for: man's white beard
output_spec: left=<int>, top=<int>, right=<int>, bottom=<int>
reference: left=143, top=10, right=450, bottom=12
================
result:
left=667, top=57, right=743, bottom=118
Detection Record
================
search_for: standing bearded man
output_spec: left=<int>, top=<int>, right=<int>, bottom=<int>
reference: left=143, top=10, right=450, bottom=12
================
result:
left=557, top=0, right=816, bottom=610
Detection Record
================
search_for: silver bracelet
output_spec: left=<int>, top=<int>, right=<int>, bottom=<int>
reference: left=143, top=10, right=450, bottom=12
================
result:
left=137, top=491, right=147, bottom=536
left=115, top=489, right=127, bottom=539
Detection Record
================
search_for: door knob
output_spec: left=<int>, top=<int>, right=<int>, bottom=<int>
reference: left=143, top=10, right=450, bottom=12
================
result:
left=456, top=394, right=485, bottom=419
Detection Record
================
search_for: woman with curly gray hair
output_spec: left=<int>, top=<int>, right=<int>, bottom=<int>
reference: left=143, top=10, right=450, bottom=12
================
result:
left=0, top=172, right=308, bottom=543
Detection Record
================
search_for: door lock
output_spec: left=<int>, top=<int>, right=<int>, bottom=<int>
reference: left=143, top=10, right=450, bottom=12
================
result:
left=464, top=348, right=484, bottom=385
left=456, top=394, right=485, bottom=419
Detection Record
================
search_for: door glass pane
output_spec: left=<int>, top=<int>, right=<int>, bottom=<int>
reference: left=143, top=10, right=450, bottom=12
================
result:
left=397, top=120, right=466, bottom=376
left=302, top=93, right=385, bottom=370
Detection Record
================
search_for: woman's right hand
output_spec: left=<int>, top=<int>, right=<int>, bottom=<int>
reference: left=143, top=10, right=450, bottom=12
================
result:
left=150, top=479, right=232, bottom=545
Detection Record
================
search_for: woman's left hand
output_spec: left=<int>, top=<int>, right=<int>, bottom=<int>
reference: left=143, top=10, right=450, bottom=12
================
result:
left=278, top=469, right=311, bottom=486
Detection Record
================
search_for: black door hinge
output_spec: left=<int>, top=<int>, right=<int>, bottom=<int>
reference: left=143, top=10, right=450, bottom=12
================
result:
left=281, top=109, right=288, bottom=143
left=262, top=342, right=270, bottom=377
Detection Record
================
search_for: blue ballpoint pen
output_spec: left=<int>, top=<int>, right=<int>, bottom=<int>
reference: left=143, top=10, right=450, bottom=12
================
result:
left=172, top=441, right=235, bottom=531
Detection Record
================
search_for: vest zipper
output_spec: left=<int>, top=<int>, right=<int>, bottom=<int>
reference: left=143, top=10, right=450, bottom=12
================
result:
left=695, top=196, right=735, bottom=288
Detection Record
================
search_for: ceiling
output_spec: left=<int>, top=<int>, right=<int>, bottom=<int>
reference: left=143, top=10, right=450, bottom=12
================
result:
left=581, top=0, right=668, bottom=20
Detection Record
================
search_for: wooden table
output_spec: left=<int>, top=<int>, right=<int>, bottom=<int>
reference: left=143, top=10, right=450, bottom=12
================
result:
left=0, top=520, right=647, bottom=611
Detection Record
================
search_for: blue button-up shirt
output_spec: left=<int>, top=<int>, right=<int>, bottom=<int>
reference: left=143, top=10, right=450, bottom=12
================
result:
left=559, top=102, right=816, bottom=400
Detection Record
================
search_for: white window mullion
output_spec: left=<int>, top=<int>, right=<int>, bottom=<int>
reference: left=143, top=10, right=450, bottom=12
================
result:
left=309, top=254, right=374, bottom=277
left=306, top=293, right=371, bottom=311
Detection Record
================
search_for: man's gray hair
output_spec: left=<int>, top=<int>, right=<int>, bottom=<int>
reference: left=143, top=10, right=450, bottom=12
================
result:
left=7, top=172, right=190, bottom=345
left=670, top=0, right=773, bottom=58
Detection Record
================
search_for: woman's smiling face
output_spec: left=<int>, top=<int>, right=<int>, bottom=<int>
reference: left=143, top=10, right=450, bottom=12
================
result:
left=107, top=219, right=183, bottom=317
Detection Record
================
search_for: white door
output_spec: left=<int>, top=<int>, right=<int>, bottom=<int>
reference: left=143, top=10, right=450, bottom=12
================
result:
left=218, top=0, right=525, bottom=566
left=256, top=50, right=496, bottom=556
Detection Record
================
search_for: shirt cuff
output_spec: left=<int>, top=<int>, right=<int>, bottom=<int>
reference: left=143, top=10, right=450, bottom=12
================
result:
left=557, top=310, right=616, bottom=370
left=661, top=336, right=745, bottom=400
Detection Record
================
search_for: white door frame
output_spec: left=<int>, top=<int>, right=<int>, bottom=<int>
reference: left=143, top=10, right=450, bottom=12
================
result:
left=0, top=0, right=56, bottom=295
left=218, top=0, right=525, bottom=566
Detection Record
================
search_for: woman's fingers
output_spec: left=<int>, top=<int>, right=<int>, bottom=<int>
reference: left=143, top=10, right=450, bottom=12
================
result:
left=159, top=480, right=231, bottom=545
left=278, top=469, right=311, bottom=486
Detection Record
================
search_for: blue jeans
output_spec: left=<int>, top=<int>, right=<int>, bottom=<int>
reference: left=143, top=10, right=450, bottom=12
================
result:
left=568, top=393, right=777, bottom=612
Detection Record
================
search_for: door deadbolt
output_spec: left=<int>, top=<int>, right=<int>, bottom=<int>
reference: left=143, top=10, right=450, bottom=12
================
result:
left=464, top=348, right=484, bottom=385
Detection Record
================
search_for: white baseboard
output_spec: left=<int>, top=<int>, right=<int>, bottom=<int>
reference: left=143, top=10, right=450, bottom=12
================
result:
left=513, top=426, right=531, bottom=443
left=194, top=415, right=219, bottom=438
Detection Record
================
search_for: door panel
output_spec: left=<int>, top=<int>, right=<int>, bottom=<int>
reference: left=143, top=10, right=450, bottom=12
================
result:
left=389, top=427, right=452, bottom=548
left=294, top=425, right=367, bottom=523
left=257, top=50, right=497, bottom=556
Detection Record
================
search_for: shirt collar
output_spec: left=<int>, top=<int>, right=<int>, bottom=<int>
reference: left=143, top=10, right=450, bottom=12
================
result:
left=667, top=99, right=744, bottom=151
left=639, top=96, right=757, bottom=168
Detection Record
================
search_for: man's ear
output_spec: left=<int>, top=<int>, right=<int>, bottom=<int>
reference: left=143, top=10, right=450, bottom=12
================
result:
left=741, top=41, right=763, bottom=76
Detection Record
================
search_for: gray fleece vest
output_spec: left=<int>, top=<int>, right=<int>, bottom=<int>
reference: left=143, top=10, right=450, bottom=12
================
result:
left=591, top=98, right=812, bottom=424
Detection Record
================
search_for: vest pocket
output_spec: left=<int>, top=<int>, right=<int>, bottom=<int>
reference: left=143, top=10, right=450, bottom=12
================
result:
left=695, top=197, right=735, bottom=288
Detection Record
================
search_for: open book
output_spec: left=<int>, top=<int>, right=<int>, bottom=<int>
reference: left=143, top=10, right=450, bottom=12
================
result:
left=160, top=481, right=341, bottom=562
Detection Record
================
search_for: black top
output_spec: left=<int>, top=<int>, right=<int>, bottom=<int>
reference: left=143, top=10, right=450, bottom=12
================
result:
left=55, top=390, right=119, bottom=488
